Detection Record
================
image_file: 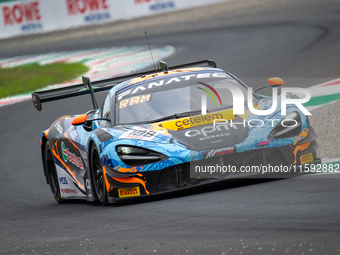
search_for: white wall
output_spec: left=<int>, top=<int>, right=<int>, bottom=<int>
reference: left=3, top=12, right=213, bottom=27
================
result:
left=0, top=0, right=231, bottom=39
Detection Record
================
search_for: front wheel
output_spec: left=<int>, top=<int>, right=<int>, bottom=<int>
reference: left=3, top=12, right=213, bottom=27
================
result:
left=90, top=146, right=108, bottom=205
left=45, top=141, right=63, bottom=203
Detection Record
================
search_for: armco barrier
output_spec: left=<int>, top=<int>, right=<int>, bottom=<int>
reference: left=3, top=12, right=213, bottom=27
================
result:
left=0, top=0, right=230, bottom=39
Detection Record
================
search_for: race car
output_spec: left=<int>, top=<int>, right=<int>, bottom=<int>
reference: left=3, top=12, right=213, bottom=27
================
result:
left=32, top=59, right=319, bottom=205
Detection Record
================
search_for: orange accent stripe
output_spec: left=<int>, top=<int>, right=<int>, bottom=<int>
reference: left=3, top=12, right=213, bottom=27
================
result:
left=41, top=129, right=48, bottom=144
left=290, top=128, right=311, bottom=164
left=293, top=128, right=309, bottom=145
left=51, top=141, right=85, bottom=190
left=65, top=134, right=79, bottom=150
left=113, top=165, right=143, bottom=173
left=292, top=142, right=311, bottom=164
left=63, top=126, right=79, bottom=150
left=102, top=166, right=113, bottom=192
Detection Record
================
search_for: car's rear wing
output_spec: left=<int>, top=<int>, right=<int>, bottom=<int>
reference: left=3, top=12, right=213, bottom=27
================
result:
left=32, top=59, right=217, bottom=111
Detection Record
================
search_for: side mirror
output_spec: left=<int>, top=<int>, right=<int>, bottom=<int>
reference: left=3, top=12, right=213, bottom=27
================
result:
left=254, top=77, right=285, bottom=94
left=72, top=114, right=88, bottom=126
left=72, top=114, right=111, bottom=131
left=268, top=77, right=284, bottom=87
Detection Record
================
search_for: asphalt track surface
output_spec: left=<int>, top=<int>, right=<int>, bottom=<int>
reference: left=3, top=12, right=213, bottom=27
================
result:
left=1, top=0, right=340, bottom=254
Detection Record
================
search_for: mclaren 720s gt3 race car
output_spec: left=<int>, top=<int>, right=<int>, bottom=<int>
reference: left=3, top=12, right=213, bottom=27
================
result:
left=32, top=60, right=319, bottom=205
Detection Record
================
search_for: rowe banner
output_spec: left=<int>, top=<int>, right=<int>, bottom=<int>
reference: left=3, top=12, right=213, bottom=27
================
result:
left=0, top=0, right=230, bottom=39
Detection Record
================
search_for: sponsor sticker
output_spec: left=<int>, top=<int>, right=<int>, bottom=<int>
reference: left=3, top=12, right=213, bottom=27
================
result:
left=300, top=153, right=314, bottom=164
left=119, top=127, right=157, bottom=141
left=61, top=188, right=77, bottom=194
left=134, top=0, right=176, bottom=11
left=3, top=1, right=41, bottom=26
left=119, top=94, right=151, bottom=109
left=66, top=0, right=109, bottom=15
left=61, top=142, right=84, bottom=170
left=160, top=109, right=235, bottom=131
left=59, top=177, right=68, bottom=185
left=55, top=122, right=64, bottom=134
left=257, top=140, right=270, bottom=147
left=118, top=72, right=226, bottom=100
left=118, top=187, right=140, bottom=198
left=203, top=146, right=235, bottom=159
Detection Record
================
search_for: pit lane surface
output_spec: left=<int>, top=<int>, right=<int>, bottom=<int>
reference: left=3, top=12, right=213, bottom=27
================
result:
left=1, top=0, right=340, bottom=254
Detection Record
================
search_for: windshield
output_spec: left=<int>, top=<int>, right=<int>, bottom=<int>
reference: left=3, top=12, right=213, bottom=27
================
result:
left=115, top=71, right=253, bottom=125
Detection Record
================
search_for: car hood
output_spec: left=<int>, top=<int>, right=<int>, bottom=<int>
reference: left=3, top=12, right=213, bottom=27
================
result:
left=116, top=108, right=250, bottom=151
left=164, top=115, right=249, bottom=150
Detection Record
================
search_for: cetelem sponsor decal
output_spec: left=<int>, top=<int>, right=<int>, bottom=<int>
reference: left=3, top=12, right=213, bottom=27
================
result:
left=61, top=142, right=84, bottom=170
left=160, top=109, right=235, bottom=131
left=118, top=187, right=140, bottom=198
left=2, top=1, right=42, bottom=31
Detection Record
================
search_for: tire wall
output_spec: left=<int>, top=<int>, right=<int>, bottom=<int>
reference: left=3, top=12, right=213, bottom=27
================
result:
left=0, top=0, right=231, bottom=39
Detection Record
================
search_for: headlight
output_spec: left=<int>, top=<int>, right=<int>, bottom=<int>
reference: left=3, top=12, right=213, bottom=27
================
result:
left=116, top=145, right=168, bottom=166
left=268, top=111, right=302, bottom=140
left=116, top=146, right=147, bottom=155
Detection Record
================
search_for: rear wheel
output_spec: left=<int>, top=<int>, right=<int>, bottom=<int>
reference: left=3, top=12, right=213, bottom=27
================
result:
left=45, top=141, right=63, bottom=203
left=90, top=146, right=108, bottom=205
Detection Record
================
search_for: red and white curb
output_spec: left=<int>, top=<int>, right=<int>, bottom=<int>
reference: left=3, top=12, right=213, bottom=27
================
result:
left=0, top=45, right=175, bottom=107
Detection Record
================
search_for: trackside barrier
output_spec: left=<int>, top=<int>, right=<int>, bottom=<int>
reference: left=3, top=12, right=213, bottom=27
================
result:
left=0, top=0, right=231, bottom=39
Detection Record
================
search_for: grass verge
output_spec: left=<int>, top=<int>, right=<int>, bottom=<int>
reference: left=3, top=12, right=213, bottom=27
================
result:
left=0, top=62, right=89, bottom=98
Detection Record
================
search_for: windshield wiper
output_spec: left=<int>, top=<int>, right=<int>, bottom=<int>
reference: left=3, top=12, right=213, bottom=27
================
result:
left=148, top=110, right=202, bottom=123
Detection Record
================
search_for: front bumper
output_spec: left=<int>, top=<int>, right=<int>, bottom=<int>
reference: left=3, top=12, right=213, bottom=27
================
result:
left=103, top=138, right=319, bottom=203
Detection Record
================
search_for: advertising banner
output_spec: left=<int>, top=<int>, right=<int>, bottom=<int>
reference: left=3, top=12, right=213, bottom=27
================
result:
left=126, top=0, right=231, bottom=18
left=0, top=0, right=230, bottom=39
left=0, top=0, right=59, bottom=38
left=55, top=0, right=125, bottom=29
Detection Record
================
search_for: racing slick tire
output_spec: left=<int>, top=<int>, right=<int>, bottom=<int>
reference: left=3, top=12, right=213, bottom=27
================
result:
left=45, top=141, right=63, bottom=204
left=90, top=146, right=109, bottom=206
